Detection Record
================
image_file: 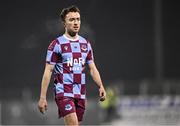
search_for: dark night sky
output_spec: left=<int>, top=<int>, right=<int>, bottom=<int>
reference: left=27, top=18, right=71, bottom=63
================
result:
left=1, top=0, right=180, bottom=91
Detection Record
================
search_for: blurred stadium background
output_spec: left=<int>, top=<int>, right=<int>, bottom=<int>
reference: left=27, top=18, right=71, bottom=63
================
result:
left=1, top=0, right=180, bottom=125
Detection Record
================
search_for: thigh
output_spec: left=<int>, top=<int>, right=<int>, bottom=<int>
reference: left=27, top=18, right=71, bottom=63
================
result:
left=64, top=112, right=79, bottom=125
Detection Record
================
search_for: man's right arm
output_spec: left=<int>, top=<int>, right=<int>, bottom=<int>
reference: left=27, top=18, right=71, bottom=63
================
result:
left=38, top=63, right=54, bottom=114
left=40, top=63, right=54, bottom=99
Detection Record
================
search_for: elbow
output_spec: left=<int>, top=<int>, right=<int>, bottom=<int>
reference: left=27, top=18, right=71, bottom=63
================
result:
left=90, top=68, right=99, bottom=77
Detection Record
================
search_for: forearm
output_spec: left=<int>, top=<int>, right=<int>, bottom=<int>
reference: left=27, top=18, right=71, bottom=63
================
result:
left=40, top=68, right=53, bottom=99
left=88, top=62, right=106, bottom=100
left=90, top=67, right=104, bottom=89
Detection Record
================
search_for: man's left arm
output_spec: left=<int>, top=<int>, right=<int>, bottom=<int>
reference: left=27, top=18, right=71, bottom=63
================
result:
left=88, top=62, right=106, bottom=101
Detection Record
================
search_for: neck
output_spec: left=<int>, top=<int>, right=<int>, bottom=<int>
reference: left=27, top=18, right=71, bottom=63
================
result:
left=64, top=31, right=78, bottom=40
left=64, top=32, right=79, bottom=41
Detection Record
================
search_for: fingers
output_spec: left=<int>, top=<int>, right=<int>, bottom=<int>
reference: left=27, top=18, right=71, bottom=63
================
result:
left=99, top=90, right=106, bottom=102
left=40, top=107, right=45, bottom=114
left=38, top=100, right=48, bottom=114
left=99, top=89, right=104, bottom=97
left=38, top=105, right=45, bottom=114
left=101, top=92, right=105, bottom=97
left=45, top=104, right=48, bottom=111
left=99, top=91, right=102, bottom=97
left=99, top=90, right=106, bottom=97
left=100, top=95, right=106, bottom=101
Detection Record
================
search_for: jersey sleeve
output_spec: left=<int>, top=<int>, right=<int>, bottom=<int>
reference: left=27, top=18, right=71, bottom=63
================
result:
left=86, top=42, right=94, bottom=64
left=46, top=39, right=61, bottom=65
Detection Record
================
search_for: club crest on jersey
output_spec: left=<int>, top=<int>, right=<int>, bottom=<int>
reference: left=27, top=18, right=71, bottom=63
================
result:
left=64, top=46, right=68, bottom=50
left=81, top=45, right=87, bottom=52
left=65, top=104, right=72, bottom=111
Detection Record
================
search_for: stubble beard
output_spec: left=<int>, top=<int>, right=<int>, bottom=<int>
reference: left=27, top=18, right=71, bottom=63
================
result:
left=67, top=30, right=78, bottom=37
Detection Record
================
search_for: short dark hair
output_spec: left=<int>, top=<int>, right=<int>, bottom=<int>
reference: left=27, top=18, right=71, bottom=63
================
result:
left=60, top=5, right=80, bottom=22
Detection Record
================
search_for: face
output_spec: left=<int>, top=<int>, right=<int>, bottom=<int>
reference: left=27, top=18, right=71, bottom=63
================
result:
left=64, top=12, right=81, bottom=35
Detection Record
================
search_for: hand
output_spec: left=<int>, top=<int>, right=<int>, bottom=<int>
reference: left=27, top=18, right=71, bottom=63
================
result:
left=99, top=86, right=106, bottom=102
left=38, top=98, right=48, bottom=114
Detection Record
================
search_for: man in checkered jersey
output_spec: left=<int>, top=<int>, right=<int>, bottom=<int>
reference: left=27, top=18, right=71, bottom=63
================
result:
left=38, top=5, right=106, bottom=125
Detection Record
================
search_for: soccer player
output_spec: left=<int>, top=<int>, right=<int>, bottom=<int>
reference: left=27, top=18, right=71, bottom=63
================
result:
left=38, top=5, right=106, bottom=126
